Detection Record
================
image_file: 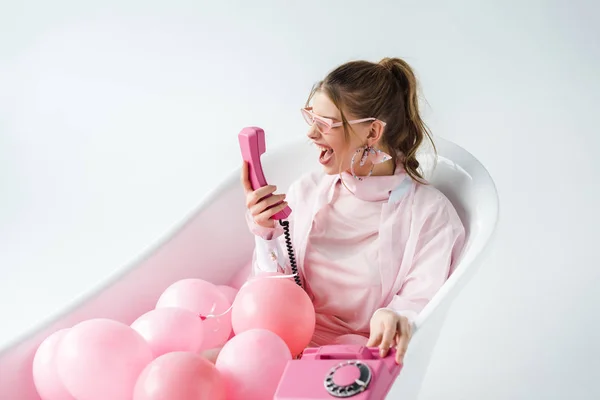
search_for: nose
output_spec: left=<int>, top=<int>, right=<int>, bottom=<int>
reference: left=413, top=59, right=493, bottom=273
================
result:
left=306, top=124, right=320, bottom=140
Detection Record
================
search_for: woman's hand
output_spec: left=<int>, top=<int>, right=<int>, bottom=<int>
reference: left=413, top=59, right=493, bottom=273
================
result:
left=241, top=161, right=288, bottom=228
left=366, top=309, right=413, bottom=365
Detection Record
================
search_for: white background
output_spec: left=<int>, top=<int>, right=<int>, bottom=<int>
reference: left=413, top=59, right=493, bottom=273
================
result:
left=1, top=1, right=599, bottom=399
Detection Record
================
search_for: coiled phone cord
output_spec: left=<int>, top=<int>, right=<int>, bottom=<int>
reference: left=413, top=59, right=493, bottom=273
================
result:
left=279, top=220, right=303, bottom=289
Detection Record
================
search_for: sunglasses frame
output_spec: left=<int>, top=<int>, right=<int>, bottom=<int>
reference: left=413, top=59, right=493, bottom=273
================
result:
left=301, top=107, right=385, bottom=134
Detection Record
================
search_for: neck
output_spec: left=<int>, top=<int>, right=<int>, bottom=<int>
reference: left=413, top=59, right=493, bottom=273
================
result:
left=371, top=161, right=396, bottom=176
left=345, top=159, right=396, bottom=177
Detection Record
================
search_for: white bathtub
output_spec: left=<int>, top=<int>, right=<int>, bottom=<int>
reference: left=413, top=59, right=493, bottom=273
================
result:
left=0, top=137, right=499, bottom=399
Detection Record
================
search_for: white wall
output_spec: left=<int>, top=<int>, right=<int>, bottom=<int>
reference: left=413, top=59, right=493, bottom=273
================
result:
left=1, top=1, right=599, bottom=399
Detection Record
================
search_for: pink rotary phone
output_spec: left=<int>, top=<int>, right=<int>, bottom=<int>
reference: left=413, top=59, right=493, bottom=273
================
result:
left=274, top=345, right=402, bottom=399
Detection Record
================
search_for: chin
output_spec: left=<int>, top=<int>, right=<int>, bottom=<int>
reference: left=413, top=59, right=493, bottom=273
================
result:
left=321, top=162, right=345, bottom=175
left=315, top=150, right=348, bottom=175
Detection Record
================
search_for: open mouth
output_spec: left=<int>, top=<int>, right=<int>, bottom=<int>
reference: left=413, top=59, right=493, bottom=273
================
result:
left=316, top=144, right=334, bottom=165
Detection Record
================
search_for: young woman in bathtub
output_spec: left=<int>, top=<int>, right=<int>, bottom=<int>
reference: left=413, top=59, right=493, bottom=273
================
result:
left=241, top=57, right=465, bottom=365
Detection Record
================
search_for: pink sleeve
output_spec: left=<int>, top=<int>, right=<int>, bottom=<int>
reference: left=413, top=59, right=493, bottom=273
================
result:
left=384, top=202, right=466, bottom=323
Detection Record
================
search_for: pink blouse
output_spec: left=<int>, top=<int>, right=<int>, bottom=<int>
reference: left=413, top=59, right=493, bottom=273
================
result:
left=247, top=165, right=465, bottom=346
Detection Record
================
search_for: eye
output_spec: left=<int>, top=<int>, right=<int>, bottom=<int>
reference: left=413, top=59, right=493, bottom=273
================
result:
left=315, top=120, right=329, bottom=130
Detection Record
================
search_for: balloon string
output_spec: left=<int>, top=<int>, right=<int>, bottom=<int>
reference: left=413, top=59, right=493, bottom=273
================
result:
left=198, top=273, right=300, bottom=321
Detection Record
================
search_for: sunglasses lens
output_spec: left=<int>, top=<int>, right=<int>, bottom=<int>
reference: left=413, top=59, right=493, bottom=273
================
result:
left=301, top=109, right=331, bottom=133
left=315, top=120, right=330, bottom=134
left=301, top=109, right=314, bottom=126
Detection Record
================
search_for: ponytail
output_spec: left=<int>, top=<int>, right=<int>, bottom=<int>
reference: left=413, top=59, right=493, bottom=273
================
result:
left=379, top=57, right=435, bottom=183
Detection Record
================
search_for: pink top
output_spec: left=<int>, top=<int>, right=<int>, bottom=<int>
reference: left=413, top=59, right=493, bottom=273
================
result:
left=247, top=165, right=465, bottom=346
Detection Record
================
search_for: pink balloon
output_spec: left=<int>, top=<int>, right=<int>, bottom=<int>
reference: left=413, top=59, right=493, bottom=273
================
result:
left=156, top=279, right=232, bottom=350
left=215, top=286, right=237, bottom=341
left=32, top=329, right=75, bottom=400
left=216, top=285, right=239, bottom=339
left=131, top=307, right=205, bottom=358
left=232, top=276, right=315, bottom=357
left=215, top=329, right=291, bottom=400
left=216, top=285, right=238, bottom=305
left=134, top=351, right=225, bottom=400
left=56, top=319, right=153, bottom=400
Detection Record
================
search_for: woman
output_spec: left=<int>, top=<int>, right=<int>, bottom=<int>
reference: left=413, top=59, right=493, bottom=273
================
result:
left=242, top=57, right=465, bottom=365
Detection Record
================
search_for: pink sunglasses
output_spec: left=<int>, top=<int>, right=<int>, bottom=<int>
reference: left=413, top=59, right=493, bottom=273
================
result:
left=301, top=107, right=385, bottom=134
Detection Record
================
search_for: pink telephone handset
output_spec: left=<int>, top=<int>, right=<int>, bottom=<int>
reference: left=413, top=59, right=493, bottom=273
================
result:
left=238, top=127, right=292, bottom=220
left=274, top=345, right=402, bottom=399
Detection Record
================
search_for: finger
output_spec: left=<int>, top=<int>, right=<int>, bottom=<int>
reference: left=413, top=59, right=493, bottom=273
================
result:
left=394, top=332, right=405, bottom=364
left=251, top=194, right=287, bottom=216
left=245, top=185, right=277, bottom=208
left=250, top=195, right=286, bottom=217
left=254, top=184, right=278, bottom=199
left=263, top=200, right=289, bottom=218
left=394, top=330, right=401, bottom=348
left=379, top=324, right=396, bottom=357
left=256, top=201, right=288, bottom=224
left=240, top=162, right=252, bottom=194
left=366, top=330, right=383, bottom=347
left=395, top=319, right=411, bottom=364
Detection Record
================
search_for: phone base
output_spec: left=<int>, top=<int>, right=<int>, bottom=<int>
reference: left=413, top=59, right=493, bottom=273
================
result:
left=274, top=345, right=401, bottom=399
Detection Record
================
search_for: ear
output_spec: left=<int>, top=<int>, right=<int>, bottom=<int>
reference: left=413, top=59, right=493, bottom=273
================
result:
left=366, top=120, right=386, bottom=147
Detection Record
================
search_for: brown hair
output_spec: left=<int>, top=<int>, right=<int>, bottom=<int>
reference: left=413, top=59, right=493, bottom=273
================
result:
left=306, top=57, right=435, bottom=183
